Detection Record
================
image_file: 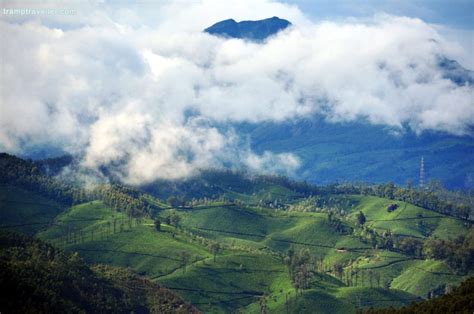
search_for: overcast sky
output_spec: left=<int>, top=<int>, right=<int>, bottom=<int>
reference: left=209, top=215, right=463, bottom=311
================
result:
left=283, top=0, right=474, bottom=69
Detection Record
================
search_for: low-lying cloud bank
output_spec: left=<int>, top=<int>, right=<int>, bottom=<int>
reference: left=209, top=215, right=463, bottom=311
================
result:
left=1, top=0, right=473, bottom=184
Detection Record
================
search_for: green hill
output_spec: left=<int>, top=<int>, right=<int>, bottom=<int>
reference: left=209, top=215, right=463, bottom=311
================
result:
left=37, top=201, right=211, bottom=278
left=1, top=154, right=472, bottom=313
left=0, top=231, right=198, bottom=313
left=31, top=199, right=428, bottom=312
left=0, top=184, right=65, bottom=235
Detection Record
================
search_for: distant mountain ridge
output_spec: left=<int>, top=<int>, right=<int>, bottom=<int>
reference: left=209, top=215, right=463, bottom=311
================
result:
left=236, top=117, right=474, bottom=190
left=204, top=16, right=291, bottom=41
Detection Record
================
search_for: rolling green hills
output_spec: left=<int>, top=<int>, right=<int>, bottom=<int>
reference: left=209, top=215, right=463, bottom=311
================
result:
left=1, top=155, right=472, bottom=313
left=28, top=195, right=470, bottom=312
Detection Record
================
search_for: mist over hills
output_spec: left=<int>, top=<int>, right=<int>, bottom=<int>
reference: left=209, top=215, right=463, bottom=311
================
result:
left=3, top=12, right=474, bottom=188
left=202, top=17, right=474, bottom=190
left=15, top=17, right=474, bottom=190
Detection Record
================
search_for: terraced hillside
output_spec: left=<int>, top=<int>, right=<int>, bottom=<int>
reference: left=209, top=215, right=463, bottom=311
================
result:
left=29, top=194, right=471, bottom=313
left=1, top=155, right=472, bottom=313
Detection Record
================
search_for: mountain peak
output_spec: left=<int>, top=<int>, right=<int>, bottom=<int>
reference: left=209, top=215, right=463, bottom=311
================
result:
left=204, top=17, right=291, bottom=41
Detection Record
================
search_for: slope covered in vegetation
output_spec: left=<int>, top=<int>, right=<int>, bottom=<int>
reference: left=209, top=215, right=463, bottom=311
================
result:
left=0, top=231, right=198, bottom=313
left=1, top=153, right=473, bottom=313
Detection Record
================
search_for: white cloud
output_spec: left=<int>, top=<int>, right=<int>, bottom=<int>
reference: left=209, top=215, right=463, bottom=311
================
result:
left=1, top=1, right=473, bottom=183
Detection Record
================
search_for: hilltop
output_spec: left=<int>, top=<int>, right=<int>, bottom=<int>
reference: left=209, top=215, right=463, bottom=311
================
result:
left=204, top=16, right=291, bottom=41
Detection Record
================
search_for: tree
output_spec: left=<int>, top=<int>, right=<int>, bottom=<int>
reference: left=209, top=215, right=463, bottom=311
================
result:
left=456, top=204, right=470, bottom=220
left=209, top=242, right=221, bottom=262
left=357, top=211, right=366, bottom=226
left=384, top=182, right=396, bottom=199
left=169, top=213, right=181, bottom=229
left=423, top=238, right=446, bottom=259
left=167, top=196, right=183, bottom=208
left=259, top=294, right=268, bottom=314
left=154, top=218, right=161, bottom=232
left=387, top=204, right=398, bottom=212
left=178, top=251, right=191, bottom=273
left=333, top=262, right=344, bottom=281
left=397, top=237, right=423, bottom=257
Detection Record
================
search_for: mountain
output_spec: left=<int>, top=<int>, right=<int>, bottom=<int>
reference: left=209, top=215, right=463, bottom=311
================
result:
left=236, top=118, right=474, bottom=190
left=204, top=16, right=291, bottom=41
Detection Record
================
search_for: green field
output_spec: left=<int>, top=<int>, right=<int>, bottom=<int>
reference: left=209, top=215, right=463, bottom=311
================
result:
left=2, top=182, right=472, bottom=313
left=344, top=195, right=470, bottom=240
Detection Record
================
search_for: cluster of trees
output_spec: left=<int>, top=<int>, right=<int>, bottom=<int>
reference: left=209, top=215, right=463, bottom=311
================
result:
left=288, top=195, right=357, bottom=213
left=154, top=212, right=181, bottom=232
left=0, top=153, right=87, bottom=205
left=142, top=169, right=315, bottom=204
left=0, top=154, right=158, bottom=219
left=33, top=155, right=74, bottom=176
left=92, top=185, right=157, bottom=217
left=328, top=211, right=352, bottom=234
left=284, top=248, right=314, bottom=294
left=353, top=225, right=383, bottom=250
left=423, top=231, right=474, bottom=274
left=354, top=222, right=474, bottom=274
left=257, top=198, right=287, bottom=209
left=168, top=195, right=236, bottom=208
left=163, top=211, right=182, bottom=229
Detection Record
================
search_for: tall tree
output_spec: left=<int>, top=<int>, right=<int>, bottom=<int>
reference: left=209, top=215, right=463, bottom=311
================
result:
left=209, top=242, right=221, bottom=262
left=154, top=218, right=161, bottom=232
left=357, top=211, right=366, bottom=226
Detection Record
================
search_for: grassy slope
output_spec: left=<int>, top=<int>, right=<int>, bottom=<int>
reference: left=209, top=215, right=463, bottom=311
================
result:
left=38, top=200, right=127, bottom=240
left=347, top=195, right=469, bottom=240
left=159, top=253, right=288, bottom=313
left=160, top=204, right=418, bottom=312
left=35, top=194, right=471, bottom=312
left=38, top=201, right=211, bottom=278
left=391, top=259, right=473, bottom=297
left=0, top=183, right=65, bottom=235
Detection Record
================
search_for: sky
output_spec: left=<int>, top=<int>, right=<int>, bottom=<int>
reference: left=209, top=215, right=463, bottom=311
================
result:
left=0, top=0, right=473, bottom=184
left=283, top=0, right=474, bottom=29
